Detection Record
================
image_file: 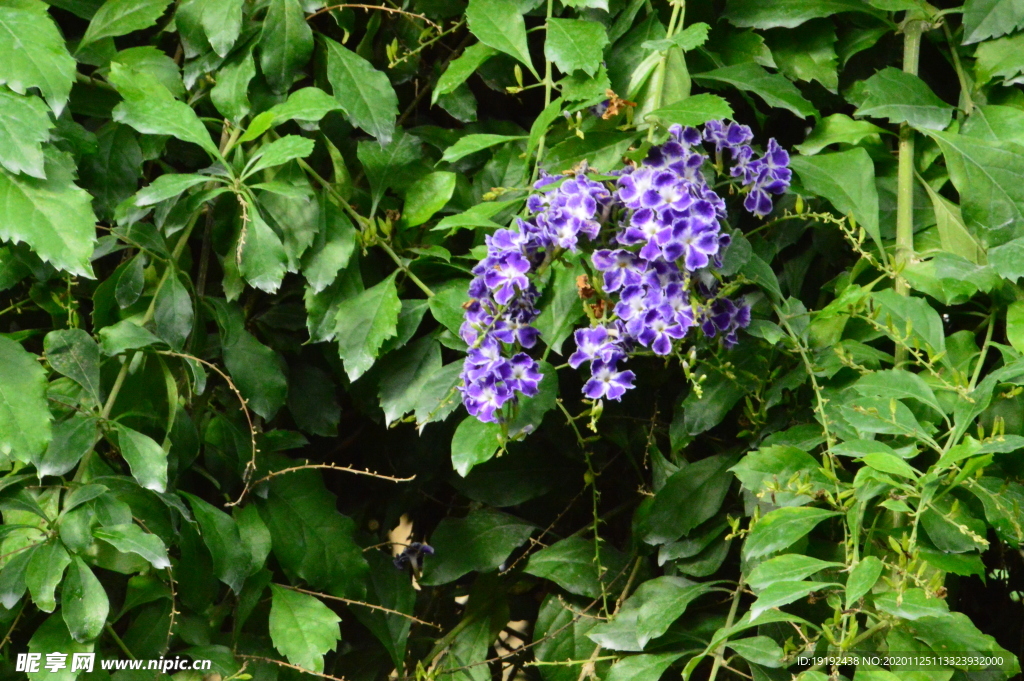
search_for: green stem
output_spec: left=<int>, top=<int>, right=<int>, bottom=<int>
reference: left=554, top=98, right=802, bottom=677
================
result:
left=894, top=18, right=926, bottom=367
left=942, top=20, right=974, bottom=115
left=707, top=575, right=745, bottom=681
left=645, top=1, right=683, bottom=141
left=969, top=308, right=996, bottom=391
left=104, top=623, right=136, bottom=660
left=531, top=0, right=555, bottom=183
left=297, top=157, right=435, bottom=298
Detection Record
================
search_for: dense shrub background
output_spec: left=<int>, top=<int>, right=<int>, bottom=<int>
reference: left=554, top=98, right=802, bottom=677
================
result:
left=2, top=0, right=1024, bottom=680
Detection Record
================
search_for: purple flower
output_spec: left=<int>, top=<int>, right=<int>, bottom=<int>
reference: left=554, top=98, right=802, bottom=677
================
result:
left=583, top=360, right=635, bottom=401
left=464, top=374, right=514, bottom=422
left=569, top=326, right=622, bottom=368
left=592, top=249, right=645, bottom=292
left=637, top=305, right=688, bottom=355
left=704, top=120, right=753, bottom=153
left=733, top=138, right=791, bottom=217
left=508, top=353, right=542, bottom=396
left=702, top=298, right=752, bottom=348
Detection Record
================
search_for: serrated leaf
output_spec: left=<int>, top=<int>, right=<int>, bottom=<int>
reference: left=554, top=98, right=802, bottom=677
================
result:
left=94, top=523, right=170, bottom=568
left=135, top=173, right=210, bottom=207
left=357, top=130, right=423, bottom=216
left=269, top=586, right=341, bottom=673
left=442, top=134, right=524, bottom=163
left=402, top=171, right=456, bottom=227
left=239, top=197, right=288, bottom=293
left=0, top=336, right=52, bottom=463
left=211, top=44, right=255, bottom=124
left=199, top=0, right=242, bottom=57
left=962, top=0, right=1024, bottom=44
left=114, top=424, right=167, bottom=492
left=62, top=558, right=109, bottom=642
left=324, top=36, right=398, bottom=145
left=420, top=508, right=534, bottom=585
left=0, top=156, right=97, bottom=278
left=378, top=337, right=442, bottom=426
left=79, top=0, right=172, bottom=49
left=183, top=492, right=250, bottom=593
left=794, top=114, right=888, bottom=155
left=768, top=20, right=838, bottom=92
left=259, top=0, right=313, bottom=92
left=0, top=87, right=52, bottom=179
left=108, top=62, right=219, bottom=157
left=693, top=63, right=816, bottom=119
left=466, top=0, right=536, bottom=76
left=245, top=135, right=315, bottom=178
left=545, top=18, right=608, bottom=77
left=302, top=198, right=356, bottom=292
left=0, top=1, right=76, bottom=115
left=333, top=272, right=401, bottom=381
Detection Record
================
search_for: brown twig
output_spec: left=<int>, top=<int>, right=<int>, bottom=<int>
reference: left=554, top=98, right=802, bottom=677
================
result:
left=157, top=351, right=259, bottom=495
left=247, top=462, right=414, bottom=488
left=0, top=602, right=25, bottom=651
left=237, top=654, right=349, bottom=681
left=306, top=4, right=440, bottom=30
left=279, top=584, right=441, bottom=630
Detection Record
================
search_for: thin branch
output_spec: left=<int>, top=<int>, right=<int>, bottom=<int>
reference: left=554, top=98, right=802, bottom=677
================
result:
left=279, top=584, right=442, bottom=629
left=306, top=4, right=440, bottom=30
left=248, top=462, right=414, bottom=487
left=237, top=654, right=349, bottom=681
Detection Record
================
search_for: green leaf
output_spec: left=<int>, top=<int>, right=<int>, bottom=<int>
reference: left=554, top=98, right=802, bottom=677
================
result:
left=95, top=523, right=171, bottom=568
left=28, top=614, right=93, bottom=681
left=0, top=544, right=35, bottom=609
left=962, top=0, right=1024, bottom=44
left=525, top=536, right=629, bottom=599
left=693, top=63, right=816, bottom=119
left=26, top=542, right=70, bottom=612
left=646, top=93, right=733, bottom=127
left=633, top=576, right=717, bottom=645
left=451, top=416, right=502, bottom=477
left=874, top=587, right=950, bottom=620
left=0, top=157, right=97, bottom=278
left=607, top=653, right=685, bottom=681
left=0, top=336, right=52, bottom=463
left=920, top=177, right=985, bottom=265
left=269, top=585, right=341, bottom=674
left=790, top=148, right=882, bottom=257
left=841, top=396, right=928, bottom=439
left=1008, top=302, right=1024, bottom=354
left=378, top=337, right=442, bottom=425
left=257, top=469, right=368, bottom=597
left=923, top=129, right=1024, bottom=248
left=208, top=298, right=288, bottom=420
left=262, top=87, right=342, bottom=127
left=854, top=68, right=953, bottom=131
left=433, top=43, right=496, bottom=105
left=729, top=637, right=785, bottom=668
left=0, top=1, right=76, bottom=114
left=851, top=369, right=943, bottom=414
left=545, top=18, right=609, bottom=77
left=402, top=171, right=456, bottom=226
left=245, top=135, right=315, bottom=178
left=150, top=273, right=191, bottom=355
left=259, top=0, right=313, bottom=93
left=333, top=272, right=401, bottom=381
left=724, top=0, right=880, bottom=29
left=33, top=413, right=97, bottom=477
left=44, top=329, right=102, bottom=403
left=324, top=36, right=398, bottom=145
left=747, top=554, right=842, bottom=591
left=845, top=555, right=883, bottom=607
left=535, top=257, right=585, bottom=356
left=183, top=492, right=250, bottom=593
left=0, top=87, right=52, bottom=178
left=420, top=508, right=534, bottom=585
left=768, top=19, right=838, bottom=92
left=975, top=33, right=1024, bottom=85
left=743, top=506, right=840, bottom=560
left=239, top=197, right=288, bottom=293
left=115, top=253, right=144, bottom=308
left=731, top=445, right=829, bottom=507
left=795, top=114, right=888, bottom=155
left=196, top=0, right=242, bottom=57
left=112, top=45, right=184, bottom=98
left=135, top=173, right=210, bottom=206
left=62, top=557, right=109, bottom=642
left=748, top=580, right=838, bottom=618
left=79, top=0, right=172, bottom=48
left=442, top=134, right=525, bottom=163
left=114, top=424, right=167, bottom=492
left=287, top=364, right=340, bottom=437
left=544, top=131, right=639, bottom=173
left=466, top=0, right=536, bottom=77
left=302, top=199, right=356, bottom=293
left=870, top=289, right=947, bottom=359
left=210, top=45, right=255, bottom=124
left=108, top=62, right=219, bottom=157
left=638, top=453, right=736, bottom=544
left=357, top=130, right=423, bottom=216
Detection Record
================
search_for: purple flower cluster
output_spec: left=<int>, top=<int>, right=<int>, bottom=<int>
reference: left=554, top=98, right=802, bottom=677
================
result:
left=706, top=120, right=792, bottom=217
left=460, top=120, right=791, bottom=422
left=459, top=171, right=611, bottom=422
